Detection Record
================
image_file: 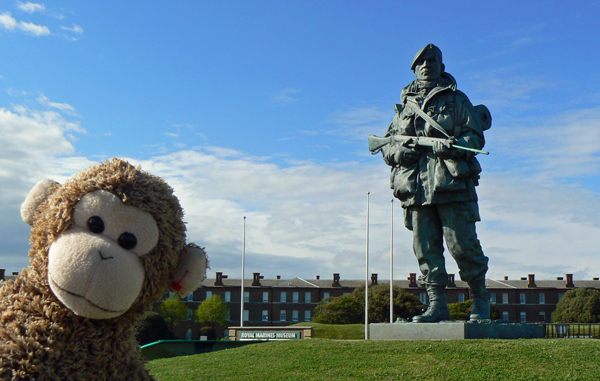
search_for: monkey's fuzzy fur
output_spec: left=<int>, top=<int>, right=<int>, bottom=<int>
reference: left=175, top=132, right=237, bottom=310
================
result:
left=0, top=159, right=187, bottom=380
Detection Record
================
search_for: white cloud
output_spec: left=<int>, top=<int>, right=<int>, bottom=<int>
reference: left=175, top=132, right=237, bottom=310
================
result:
left=17, top=2, right=45, bottom=14
left=18, top=20, right=49, bottom=36
left=60, top=24, right=83, bottom=34
left=273, top=88, right=301, bottom=104
left=0, top=12, right=18, bottom=30
left=0, top=11, right=50, bottom=36
left=37, top=94, right=79, bottom=117
left=2, top=102, right=599, bottom=286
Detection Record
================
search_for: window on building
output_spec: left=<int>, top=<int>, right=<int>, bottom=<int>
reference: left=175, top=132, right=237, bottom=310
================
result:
left=263, top=291, right=269, bottom=303
left=539, top=293, right=545, bottom=304
left=502, top=293, right=508, bottom=304
left=226, top=311, right=231, bottom=320
left=458, top=293, right=465, bottom=303
left=205, top=291, right=212, bottom=300
left=558, top=293, right=564, bottom=301
left=502, top=311, right=509, bottom=322
left=243, top=310, right=249, bottom=322
left=292, top=310, right=299, bottom=322
left=188, top=292, right=194, bottom=301
left=520, top=293, right=526, bottom=304
left=490, top=293, right=496, bottom=304
left=280, top=310, right=287, bottom=321
left=187, top=309, right=193, bottom=320
left=539, top=312, right=546, bottom=323
left=186, top=328, right=192, bottom=340
left=280, top=291, right=287, bottom=303
left=244, top=291, right=249, bottom=303
left=420, top=293, right=427, bottom=305
left=293, top=292, right=299, bottom=303
left=224, top=291, right=231, bottom=302
left=262, top=310, right=269, bottom=322
left=323, top=292, right=330, bottom=299
left=305, top=292, right=312, bottom=303
left=304, top=310, right=311, bottom=322
left=520, top=311, right=526, bottom=323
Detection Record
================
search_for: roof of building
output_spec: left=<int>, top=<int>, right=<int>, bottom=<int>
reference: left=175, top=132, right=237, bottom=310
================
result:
left=199, top=273, right=600, bottom=290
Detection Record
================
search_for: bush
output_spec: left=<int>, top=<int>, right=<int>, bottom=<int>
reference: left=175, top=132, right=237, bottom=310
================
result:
left=552, top=288, right=600, bottom=323
left=448, top=300, right=500, bottom=321
left=313, top=284, right=424, bottom=324
left=134, top=312, right=175, bottom=345
left=200, top=326, right=217, bottom=340
left=313, top=294, right=364, bottom=324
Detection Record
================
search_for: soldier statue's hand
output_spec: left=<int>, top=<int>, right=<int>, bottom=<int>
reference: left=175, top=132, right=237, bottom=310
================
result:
left=382, top=143, right=420, bottom=166
left=433, top=140, right=460, bottom=160
left=399, top=145, right=420, bottom=165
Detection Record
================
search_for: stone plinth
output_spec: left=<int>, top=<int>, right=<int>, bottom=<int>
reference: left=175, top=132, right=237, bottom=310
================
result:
left=370, top=321, right=545, bottom=340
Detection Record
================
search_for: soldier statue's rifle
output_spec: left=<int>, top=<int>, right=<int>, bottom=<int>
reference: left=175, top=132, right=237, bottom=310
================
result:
left=368, top=134, right=489, bottom=155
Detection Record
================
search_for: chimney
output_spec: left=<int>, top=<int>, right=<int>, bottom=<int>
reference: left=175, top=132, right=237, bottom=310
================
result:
left=315, top=275, right=320, bottom=280
left=594, top=278, right=599, bottom=281
left=565, top=274, right=574, bottom=288
left=557, top=277, right=564, bottom=280
left=371, top=273, right=378, bottom=285
left=520, top=277, right=527, bottom=281
left=0, top=269, right=4, bottom=281
left=408, top=273, right=418, bottom=288
left=252, top=272, right=264, bottom=286
left=447, top=274, right=456, bottom=288
left=504, top=276, right=509, bottom=280
left=332, top=273, right=341, bottom=287
left=276, top=275, right=281, bottom=280
left=12, top=272, right=18, bottom=276
left=214, top=272, right=228, bottom=286
left=527, top=274, right=536, bottom=288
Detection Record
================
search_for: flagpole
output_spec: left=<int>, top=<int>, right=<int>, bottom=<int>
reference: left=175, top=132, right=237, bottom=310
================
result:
left=240, top=216, right=246, bottom=327
left=390, top=199, right=394, bottom=324
left=365, top=192, right=370, bottom=340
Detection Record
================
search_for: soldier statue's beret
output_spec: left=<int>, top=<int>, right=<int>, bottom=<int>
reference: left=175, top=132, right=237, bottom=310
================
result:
left=411, top=43, right=443, bottom=70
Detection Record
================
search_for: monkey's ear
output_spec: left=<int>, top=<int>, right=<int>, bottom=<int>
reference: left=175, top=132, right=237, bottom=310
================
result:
left=169, top=243, right=209, bottom=295
left=21, top=179, right=61, bottom=226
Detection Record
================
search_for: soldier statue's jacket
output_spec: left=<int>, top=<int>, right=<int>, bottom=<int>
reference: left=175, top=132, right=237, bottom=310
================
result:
left=382, top=72, right=485, bottom=207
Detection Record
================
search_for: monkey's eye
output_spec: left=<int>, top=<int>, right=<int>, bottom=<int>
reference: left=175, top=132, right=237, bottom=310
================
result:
left=118, top=232, right=137, bottom=250
left=87, top=216, right=105, bottom=234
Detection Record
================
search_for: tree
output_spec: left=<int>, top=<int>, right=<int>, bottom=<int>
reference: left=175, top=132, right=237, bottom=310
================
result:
left=158, top=294, right=189, bottom=333
left=195, top=294, right=229, bottom=338
left=134, top=311, right=175, bottom=345
left=313, top=284, right=424, bottom=324
left=313, top=294, right=363, bottom=324
left=448, top=300, right=500, bottom=321
left=552, top=288, right=600, bottom=323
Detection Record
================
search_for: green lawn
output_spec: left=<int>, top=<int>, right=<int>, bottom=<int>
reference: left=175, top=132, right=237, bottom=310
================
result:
left=290, top=322, right=365, bottom=339
left=147, top=338, right=600, bottom=380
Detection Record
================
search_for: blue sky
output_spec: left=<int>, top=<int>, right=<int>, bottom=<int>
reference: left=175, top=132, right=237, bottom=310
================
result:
left=1, top=1, right=599, bottom=284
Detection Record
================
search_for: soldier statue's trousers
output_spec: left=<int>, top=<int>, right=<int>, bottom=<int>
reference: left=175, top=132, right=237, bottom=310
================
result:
left=407, top=201, right=488, bottom=287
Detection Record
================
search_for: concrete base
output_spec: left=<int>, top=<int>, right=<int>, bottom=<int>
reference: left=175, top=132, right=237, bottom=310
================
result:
left=370, top=321, right=545, bottom=340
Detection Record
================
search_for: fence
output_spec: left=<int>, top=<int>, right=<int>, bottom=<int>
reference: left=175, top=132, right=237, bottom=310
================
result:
left=545, top=323, right=600, bottom=339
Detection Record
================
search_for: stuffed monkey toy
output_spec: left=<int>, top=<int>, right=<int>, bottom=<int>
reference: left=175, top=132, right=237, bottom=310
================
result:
left=0, top=158, right=208, bottom=380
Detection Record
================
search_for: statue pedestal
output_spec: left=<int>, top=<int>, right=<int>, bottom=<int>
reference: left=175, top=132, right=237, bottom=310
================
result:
left=369, top=321, right=545, bottom=340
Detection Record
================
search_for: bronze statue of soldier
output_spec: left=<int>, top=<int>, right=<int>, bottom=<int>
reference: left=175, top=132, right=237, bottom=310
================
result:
left=372, top=44, right=491, bottom=323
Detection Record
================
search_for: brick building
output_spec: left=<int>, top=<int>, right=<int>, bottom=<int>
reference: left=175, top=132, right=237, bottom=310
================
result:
left=2, top=268, right=598, bottom=340
left=166, top=271, right=600, bottom=339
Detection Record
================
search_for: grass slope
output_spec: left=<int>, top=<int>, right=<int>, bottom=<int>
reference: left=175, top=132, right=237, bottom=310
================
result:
left=147, top=339, right=600, bottom=380
left=290, top=322, right=365, bottom=339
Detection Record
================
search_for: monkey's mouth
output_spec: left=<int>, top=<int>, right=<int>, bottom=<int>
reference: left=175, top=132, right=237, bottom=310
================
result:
left=49, top=275, right=126, bottom=314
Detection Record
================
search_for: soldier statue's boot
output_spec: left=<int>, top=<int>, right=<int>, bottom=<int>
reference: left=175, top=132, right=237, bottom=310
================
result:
left=412, top=286, right=451, bottom=323
left=469, top=282, right=491, bottom=322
